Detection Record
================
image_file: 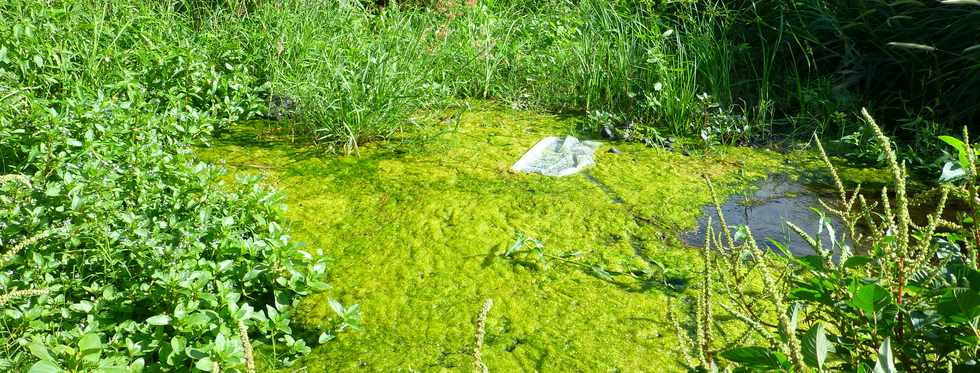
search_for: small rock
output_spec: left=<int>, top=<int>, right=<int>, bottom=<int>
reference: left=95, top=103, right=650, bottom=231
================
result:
left=608, top=147, right=622, bottom=154
left=601, top=125, right=616, bottom=140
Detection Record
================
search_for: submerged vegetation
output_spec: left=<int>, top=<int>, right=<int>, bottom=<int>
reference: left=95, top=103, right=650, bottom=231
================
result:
left=2, top=0, right=979, bottom=371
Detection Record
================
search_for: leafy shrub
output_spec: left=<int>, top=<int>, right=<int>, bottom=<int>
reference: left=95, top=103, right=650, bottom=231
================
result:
left=0, top=1, right=266, bottom=134
left=1, top=1, right=344, bottom=371
left=2, top=97, right=335, bottom=371
left=672, top=109, right=980, bottom=371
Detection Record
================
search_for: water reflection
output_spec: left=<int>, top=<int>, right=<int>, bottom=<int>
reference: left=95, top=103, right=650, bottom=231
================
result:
left=682, top=174, right=848, bottom=256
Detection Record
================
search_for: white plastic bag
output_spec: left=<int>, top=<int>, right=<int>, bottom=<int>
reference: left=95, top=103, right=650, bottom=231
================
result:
left=511, top=136, right=601, bottom=177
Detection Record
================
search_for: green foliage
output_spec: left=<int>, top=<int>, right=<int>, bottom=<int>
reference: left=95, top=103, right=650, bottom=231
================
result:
left=0, top=0, right=349, bottom=371
left=38, top=0, right=962, bottom=162
left=205, top=0, right=751, bottom=151
left=718, top=346, right=791, bottom=371
left=2, top=0, right=974, bottom=369
left=726, top=0, right=980, bottom=146
left=247, top=1, right=442, bottom=153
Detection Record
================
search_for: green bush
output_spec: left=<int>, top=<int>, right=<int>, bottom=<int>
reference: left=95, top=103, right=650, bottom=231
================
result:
left=0, top=1, right=345, bottom=371
left=1, top=98, right=331, bottom=371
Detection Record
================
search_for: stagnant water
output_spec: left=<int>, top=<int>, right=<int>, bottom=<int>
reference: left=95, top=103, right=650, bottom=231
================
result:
left=682, top=173, right=848, bottom=256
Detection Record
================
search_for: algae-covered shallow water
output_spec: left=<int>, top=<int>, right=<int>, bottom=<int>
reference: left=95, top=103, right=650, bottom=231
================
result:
left=197, top=103, right=791, bottom=371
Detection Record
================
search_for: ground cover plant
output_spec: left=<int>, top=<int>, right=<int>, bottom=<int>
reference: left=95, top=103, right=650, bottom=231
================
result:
left=0, top=1, right=347, bottom=371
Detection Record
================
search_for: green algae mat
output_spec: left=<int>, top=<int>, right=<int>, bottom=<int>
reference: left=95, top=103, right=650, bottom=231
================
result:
left=197, top=104, right=786, bottom=371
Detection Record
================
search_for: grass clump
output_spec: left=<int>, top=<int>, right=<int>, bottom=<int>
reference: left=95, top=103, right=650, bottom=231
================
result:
left=208, top=0, right=755, bottom=151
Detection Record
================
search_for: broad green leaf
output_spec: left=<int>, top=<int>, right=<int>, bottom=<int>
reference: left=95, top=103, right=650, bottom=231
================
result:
left=27, top=360, right=60, bottom=373
left=78, top=333, right=101, bottom=352
left=186, top=348, right=208, bottom=360
left=28, top=340, right=54, bottom=362
left=195, top=357, right=215, bottom=371
left=309, top=280, right=330, bottom=291
left=44, top=183, right=62, bottom=197
left=70, top=301, right=93, bottom=314
left=938, top=288, right=980, bottom=323
left=328, top=299, right=344, bottom=316
left=186, top=311, right=212, bottom=327
left=939, top=135, right=971, bottom=171
left=79, top=333, right=102, bottom=364
left=5, top=309, right=23, bottom=319
left=843, top=256, right=872, bottom=269
left=719, top=346, right=790, bottom=370
left=170, top=336, right=186, bottom=355
left=939, top=135, right=967, bottom=152
left=146, top=315, right=171, bottom=326
left=802, top=323, right=831, bottom=369
left=873, top=337, right=896, bottom=373
left=789, top=277, right=835, bottom=306
left=849, top=283, right=892, bottom=317
left=244, top=268, right=263, bottom=281
left=214, top=333, right=228, bottom=352
left=129, top=358, right=145, bottom=373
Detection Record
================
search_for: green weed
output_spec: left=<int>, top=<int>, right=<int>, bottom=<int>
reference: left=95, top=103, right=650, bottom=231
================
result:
left=674, top=110, right=980, bottom=371
left=0, top=1, right=346, bottom=371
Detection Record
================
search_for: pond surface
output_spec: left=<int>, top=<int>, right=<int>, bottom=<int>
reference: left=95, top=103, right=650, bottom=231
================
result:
left=197, top=105, right=787, bottom=371
left=682, top=173, right=848, bottom=256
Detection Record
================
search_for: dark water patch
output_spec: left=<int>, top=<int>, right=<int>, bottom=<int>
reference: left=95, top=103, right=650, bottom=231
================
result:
left=681, top=174, right=849, bottom=256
